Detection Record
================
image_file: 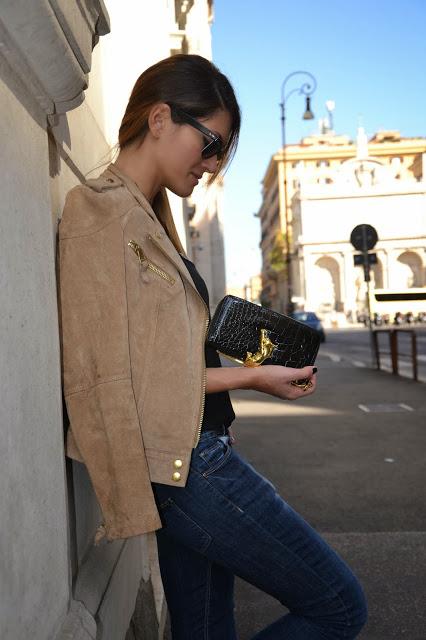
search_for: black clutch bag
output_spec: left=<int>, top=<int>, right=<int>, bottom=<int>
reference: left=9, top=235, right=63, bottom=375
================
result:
left=206, top=295, right=320, bottom=368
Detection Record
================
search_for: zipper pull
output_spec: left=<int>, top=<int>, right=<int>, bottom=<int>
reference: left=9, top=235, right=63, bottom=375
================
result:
left=128, top=240, right=146, bottom=263
left=128, top=240, right=150, bottom=283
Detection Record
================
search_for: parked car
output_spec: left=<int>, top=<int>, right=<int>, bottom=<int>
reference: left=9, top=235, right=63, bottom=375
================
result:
left=291, top=311, right=326, bottom=342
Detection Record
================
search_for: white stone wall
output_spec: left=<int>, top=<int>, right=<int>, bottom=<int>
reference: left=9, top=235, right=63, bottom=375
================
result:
left=0, top=75, right=69, bottom=640
left=300, top=189, right=426, bottom=245
left=100, top=1, right=173, bottom=148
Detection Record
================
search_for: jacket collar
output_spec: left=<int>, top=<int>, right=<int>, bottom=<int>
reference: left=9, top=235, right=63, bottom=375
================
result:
left=105, top=164, right=208, bottom=312
left=106, top=163, right=157, bottom=221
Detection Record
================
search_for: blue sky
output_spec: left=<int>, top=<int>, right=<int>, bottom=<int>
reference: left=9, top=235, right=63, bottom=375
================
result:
left=211, top=0, right=426, bottom=287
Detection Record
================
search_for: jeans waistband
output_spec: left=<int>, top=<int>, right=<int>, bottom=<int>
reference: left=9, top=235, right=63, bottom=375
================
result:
left=203, top=424, right=228, bottom=436
left=199, top=425, right=228, bottom=441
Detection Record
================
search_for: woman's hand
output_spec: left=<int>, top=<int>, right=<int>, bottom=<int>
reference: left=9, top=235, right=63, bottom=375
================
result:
left=206, top=364, right=317, bottom=401
left=249, top=365, right=317, bottom=401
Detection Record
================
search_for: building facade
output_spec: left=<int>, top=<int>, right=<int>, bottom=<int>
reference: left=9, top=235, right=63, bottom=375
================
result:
left=0, top=2, right=220, bottom=639
left=259, top=129, right=426, bottom=322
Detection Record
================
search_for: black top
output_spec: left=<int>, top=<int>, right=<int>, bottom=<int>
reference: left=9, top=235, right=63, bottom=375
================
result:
left=180, top=255, right=235, bottom=433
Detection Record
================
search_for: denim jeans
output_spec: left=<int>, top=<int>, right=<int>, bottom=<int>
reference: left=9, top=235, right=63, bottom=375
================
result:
left=152, top=430, right=367, bottom=639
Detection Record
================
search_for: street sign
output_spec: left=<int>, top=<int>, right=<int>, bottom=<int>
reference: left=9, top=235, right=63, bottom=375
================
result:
left=350, top=225, right=379, bottom=367
left=350, top=224, right=378, bottom=252
left=353, top=253, right=377, bottom=266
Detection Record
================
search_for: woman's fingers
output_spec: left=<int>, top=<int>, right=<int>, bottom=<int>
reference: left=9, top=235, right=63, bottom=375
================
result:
left=289, top=365, right=317, bottom=382
left=252, top=364, right=318, bottom=400
left=288, top=372, right=317, bottom=399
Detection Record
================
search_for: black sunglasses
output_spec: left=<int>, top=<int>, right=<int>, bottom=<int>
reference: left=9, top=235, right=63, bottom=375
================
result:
left=170, top=105, right=224, bottom=160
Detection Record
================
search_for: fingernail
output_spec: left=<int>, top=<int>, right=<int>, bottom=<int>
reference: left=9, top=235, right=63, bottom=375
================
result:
left=313, top=367, right=318, bottom=374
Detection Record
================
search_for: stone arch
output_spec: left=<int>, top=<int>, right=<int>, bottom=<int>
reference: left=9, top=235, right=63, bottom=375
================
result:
left=311, top=255, right=342, bottom=312
left=395, top=251, right=423, bottom=287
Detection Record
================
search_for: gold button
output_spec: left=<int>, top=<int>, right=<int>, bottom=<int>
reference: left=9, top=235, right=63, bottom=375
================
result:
left=155, top=231, right=164, bottom=239
left=174, top=459, right=183, bottom=469
left=172, top=472, right=181, bottom=482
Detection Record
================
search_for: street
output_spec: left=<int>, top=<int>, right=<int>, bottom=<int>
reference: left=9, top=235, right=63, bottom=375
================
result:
left=231, top=350, right=426, bottom=639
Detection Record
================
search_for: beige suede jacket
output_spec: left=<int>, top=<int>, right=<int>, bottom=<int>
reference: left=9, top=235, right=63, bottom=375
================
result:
left=59, top=164, right=209, bottom=540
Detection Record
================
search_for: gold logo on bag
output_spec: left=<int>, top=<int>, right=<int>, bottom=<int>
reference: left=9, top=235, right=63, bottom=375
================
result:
left=218, top=329, right=277, bottom=367
left=244, top=328, right=277, bottom=367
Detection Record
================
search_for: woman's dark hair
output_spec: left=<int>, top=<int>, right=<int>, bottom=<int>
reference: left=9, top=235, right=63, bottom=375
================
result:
left=119, top=54, right=240, bottom=181
left=118, top=54, right=241, bottom=254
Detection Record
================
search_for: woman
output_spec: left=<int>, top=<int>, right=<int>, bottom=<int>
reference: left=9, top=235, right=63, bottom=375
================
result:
left=59, top=54, right=367, bottom=639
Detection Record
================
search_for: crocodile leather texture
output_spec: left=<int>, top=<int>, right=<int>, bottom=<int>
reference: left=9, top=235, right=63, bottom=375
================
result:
left=206, top=296, right=320, bottom=368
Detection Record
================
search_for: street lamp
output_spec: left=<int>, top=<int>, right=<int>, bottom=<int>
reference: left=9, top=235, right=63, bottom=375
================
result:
left=280, top=71, right=317, bottom=314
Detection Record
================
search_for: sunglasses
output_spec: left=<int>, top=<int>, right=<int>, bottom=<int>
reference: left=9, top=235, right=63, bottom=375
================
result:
left=170, top=105, right=224, bottom=160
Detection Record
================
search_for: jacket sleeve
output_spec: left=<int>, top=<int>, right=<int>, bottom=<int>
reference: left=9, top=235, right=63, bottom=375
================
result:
left=58, top=197, right=162, bottom=540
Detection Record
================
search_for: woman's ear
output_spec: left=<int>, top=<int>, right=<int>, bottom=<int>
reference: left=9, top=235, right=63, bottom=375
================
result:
left=148, top=103, right=172, bottom=139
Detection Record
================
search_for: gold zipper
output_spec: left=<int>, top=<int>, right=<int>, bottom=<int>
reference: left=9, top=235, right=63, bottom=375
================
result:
left=128, top=240, right=175, bottom=285
left=194, top=315, right=209, bottom=447
left=146, top=261, right=175, bottom=284
left=147, top=234, right=210, bottom=447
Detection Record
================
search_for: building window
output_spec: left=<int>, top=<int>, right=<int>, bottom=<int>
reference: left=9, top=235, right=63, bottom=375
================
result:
left=316, top=160, right=330, bottom=167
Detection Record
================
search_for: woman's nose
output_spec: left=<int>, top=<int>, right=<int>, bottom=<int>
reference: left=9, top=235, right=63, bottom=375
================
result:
left=202, top=155, right=219, bottom=173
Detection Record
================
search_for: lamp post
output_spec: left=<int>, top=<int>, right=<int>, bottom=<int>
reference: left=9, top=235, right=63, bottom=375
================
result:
left=280, top=71, right=317, bottom=314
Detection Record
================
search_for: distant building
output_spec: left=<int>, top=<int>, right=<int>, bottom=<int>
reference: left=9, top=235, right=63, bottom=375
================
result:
left=258, top=129, right=426, bottom=322
left=188, top=174, right=227, bottom=310
left=227, top=273, right=262, bottom=305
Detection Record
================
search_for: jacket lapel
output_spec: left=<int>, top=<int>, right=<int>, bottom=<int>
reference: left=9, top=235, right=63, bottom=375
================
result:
left=105, top=164, right=206, bottom=307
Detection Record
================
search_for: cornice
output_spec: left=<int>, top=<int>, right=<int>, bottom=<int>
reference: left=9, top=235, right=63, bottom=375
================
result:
left=273, top=139, right=426, bottom=162
left=0, top=0, right=110, bottom=116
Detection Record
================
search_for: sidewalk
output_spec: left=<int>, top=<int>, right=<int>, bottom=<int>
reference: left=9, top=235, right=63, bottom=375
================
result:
left=230, top=354, right=426, bottom=639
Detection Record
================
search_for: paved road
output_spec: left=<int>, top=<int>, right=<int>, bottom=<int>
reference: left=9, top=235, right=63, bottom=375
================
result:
left=231, top=354, right=426, bottom=639
left=321, top=325, right=426, bottom=382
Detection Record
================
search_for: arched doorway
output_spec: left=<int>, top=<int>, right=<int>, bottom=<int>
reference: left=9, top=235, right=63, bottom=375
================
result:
left=395, top=251, right=423, bottom=288
left=311, top=256, right=342, bottom=313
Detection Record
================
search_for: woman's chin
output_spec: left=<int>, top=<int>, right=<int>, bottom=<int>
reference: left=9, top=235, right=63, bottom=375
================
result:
left=170, top=185, right=194, bottom=198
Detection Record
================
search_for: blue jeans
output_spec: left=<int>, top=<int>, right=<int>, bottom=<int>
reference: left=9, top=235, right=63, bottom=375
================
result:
left=152, top=430, right=367, bottom=639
